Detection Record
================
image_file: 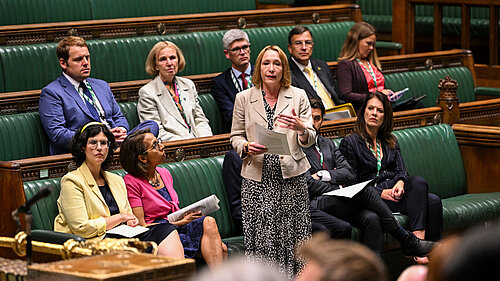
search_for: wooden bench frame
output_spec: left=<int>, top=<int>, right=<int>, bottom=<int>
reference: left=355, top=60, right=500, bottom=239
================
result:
left=0, top=49, right=479, bottom=115
left=0, top=4, right=361, bottom=46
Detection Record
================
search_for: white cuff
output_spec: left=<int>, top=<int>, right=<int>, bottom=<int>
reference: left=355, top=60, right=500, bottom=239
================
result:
left=317, top=170, right=331, bottom=182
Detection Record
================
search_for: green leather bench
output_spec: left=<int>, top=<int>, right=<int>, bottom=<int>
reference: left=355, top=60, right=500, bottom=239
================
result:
left=357, top=0, right=496, bottom=36
left=0, top=21, right=401, bottom=93
left=0, top=0, right=255, bottom=26
left=24, top=156, right=244, bottom=255
left=0, top=93, right=223, bottom=161
left=22, top=124, right=500, bottom=255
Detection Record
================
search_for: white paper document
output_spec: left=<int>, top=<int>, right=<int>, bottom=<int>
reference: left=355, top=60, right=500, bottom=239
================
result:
left=107, top=224, right=149, bottom=238
left=322, top=180, right=372, bottom=198
left=167, top=194, right=220, bottom=222
left=255, top=123, right=291, bottom=155
left=325, top=110, right=352, bottom=120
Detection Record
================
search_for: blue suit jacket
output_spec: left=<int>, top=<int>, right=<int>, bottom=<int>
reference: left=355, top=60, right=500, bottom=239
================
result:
left=39, top=74, right=129, bottom=155
left=211, top=65, right=254, bottom=132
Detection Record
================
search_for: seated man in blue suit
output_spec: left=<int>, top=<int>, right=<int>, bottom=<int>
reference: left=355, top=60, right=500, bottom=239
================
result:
left=39, top=36, right=158, bottom=155
left=212, top=29, right=254, bottom=132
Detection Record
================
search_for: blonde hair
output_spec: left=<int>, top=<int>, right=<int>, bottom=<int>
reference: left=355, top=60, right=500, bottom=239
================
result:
left=145, top=41, right=186, bottom=77
left=252, top=45, right=291, bottom=88
left=338, top=22, right=381, bottom=70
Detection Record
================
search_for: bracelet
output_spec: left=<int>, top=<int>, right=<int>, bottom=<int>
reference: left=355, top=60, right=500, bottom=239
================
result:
left=298, top=128, right=307, bottom=136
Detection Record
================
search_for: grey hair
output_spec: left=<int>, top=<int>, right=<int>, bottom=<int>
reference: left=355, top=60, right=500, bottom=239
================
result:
left=222, top=29, right=250, bottom=50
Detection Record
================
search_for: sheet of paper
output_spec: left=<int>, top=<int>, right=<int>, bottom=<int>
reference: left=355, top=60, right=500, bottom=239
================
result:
left=167, top=194, right=220, bottom=222
left=255, top=123, right=291, bottom=155
left=322, top=180, right=372, bottom=198
left=106, top=224, right=149, bottom=238
left=325, top=110, right=352, bottom=120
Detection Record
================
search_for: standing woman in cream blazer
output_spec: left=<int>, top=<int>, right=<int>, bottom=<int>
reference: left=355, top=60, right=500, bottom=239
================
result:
left=54, top=122, right=184, bottom=258
left=230, top=45, right=316, bottom=278
left=137, top=41, right=213, bottom=141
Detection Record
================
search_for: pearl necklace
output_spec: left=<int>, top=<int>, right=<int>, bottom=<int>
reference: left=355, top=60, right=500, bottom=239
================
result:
left=148, top=172, right=160, bottom=188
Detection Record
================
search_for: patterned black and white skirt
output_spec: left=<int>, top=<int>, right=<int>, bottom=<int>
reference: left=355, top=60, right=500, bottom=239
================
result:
left=241, top=154, right=311, bottom=279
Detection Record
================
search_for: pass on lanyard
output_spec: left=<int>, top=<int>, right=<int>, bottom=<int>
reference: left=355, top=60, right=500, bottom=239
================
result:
left=357, top=59, right=377, bottom=89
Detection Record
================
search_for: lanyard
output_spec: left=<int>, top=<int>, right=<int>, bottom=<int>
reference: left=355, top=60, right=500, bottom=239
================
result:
left=304, top=67, right=320, bottom=94
left=315, top=144, right=324, bottom=166
left=356, top=59, right=377, bottom=90
left=167, top=80, right=191, bottom=133
left=231, top=69, right=252, bottom=92
left=366, top=139, right=382, bottom=176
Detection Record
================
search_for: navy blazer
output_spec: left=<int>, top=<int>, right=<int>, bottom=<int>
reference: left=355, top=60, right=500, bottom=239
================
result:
left=290, top=58, right=343, bottom=105
left=339, top=133, right=409, bottom=194
left=39, top=74, right=129, bottom=155
left=211, top=65, right=254, bottom=132
left=303, top=135, right=355, bottom=200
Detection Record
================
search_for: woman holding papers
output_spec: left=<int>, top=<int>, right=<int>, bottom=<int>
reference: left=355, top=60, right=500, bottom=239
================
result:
left=230, top=45, right=315, bottom=278
left=336, top=22, right=420, bottom=111
left=339, top=92, right=443, bottom=264
left=120, top=129, right=227, bottom=267
left=54, top=122, right=184, bottom=258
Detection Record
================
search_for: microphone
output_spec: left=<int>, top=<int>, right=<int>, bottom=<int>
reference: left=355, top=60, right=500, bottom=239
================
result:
left=13, top=185, right=53, bottom=215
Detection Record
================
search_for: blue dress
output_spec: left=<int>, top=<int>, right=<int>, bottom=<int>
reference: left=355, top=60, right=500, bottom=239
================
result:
left=155, top=186, right=205, bottom=258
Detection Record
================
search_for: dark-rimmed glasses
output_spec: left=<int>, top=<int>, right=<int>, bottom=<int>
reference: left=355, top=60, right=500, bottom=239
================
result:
left=228, top=44, right=251, bottom=54
left=143, top=138, right=163, bottom=154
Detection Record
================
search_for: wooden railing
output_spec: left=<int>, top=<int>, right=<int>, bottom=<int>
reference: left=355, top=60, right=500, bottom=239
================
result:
left=0, top=4, right=361, bottom=45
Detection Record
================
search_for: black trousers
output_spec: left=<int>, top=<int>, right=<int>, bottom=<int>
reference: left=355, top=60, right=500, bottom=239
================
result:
left=384, top=176, right=443, bottom=241
left=310, top=206, right=352, bottom=239
left=313, top=185, right=400, bottom=257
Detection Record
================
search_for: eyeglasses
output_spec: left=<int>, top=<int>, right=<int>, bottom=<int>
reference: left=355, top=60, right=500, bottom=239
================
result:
left=143, top=138, right=163, bottom=154
left=228, top=44, right=251, bottom=54
left=87, top=139, right=110, bottom=149
left=293, top=40, right=314, bottom=47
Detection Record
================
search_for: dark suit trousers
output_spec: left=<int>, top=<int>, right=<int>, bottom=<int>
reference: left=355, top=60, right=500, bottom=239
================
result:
left=383, top=176, right=443, bottom=241
left=310, top=206, right=352, bottom=239
left=314, top=186, right=400, bottom=256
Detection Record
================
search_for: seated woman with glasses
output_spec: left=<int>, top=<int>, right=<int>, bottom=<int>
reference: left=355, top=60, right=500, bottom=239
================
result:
left=137, top=41, right=213, bottom=141
left=54, top=122, right=184, bottom=258
left=120, top=129, right=227, bottom=267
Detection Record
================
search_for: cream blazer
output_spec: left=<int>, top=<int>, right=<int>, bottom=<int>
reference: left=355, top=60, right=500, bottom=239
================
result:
left=137, top=75, right=213, bottom=141
left=54, top=162, right=133, bottom=241
left=230, top=86, right=316, bottom=182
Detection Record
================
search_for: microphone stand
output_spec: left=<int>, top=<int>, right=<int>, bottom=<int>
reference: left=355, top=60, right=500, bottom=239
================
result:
left=11, top=209, right=34, bottom=266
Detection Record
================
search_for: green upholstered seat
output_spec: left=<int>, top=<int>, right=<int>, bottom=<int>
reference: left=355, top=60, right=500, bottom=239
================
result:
left=0, top=112, right=49, bottom=161
left=118, top=102, right=141, bottom=130
left=357, top=0, right=497, bottom=36
left=0, top=21, right=401, bottom=93
left=0, top=0, right=255, bottom=26
left=384, top=66, right=476, bottom=107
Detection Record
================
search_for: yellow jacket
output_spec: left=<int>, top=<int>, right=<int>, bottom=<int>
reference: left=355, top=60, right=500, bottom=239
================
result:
left=230, top=86, right=316, bottom=182
left=54, top=162, right=133, bottom=241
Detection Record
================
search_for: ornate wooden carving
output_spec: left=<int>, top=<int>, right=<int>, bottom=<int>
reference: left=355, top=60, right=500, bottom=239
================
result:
left=437, top=75, right=460, bottom=125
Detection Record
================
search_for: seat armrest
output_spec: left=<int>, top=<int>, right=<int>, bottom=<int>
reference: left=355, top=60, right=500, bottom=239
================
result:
left=475, top=87, right=500, bottom=98
left=32, top=230, right=85, bottom=244
left=376, top=41, right=403, bottom=50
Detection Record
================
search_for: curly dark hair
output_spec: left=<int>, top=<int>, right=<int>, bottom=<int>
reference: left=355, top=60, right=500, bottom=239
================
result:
left=71, top=123, right=116, bottom=171
left=119, top=129, right=150, bottom=178
left=353, top=91, right=397, bottom=149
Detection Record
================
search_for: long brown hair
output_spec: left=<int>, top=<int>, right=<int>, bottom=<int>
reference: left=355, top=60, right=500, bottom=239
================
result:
left=353, top=92, right=396, bottom=148
left=338, top=22, right=381, bottom=70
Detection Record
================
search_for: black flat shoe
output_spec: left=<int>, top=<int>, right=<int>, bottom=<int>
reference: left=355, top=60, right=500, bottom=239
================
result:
left=399, top=231, right=439, bottom=257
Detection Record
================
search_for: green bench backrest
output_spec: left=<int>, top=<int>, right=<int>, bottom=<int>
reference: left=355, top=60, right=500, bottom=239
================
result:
left=0, top=0, right=92, bottom=25
left=0, top=112, right=49, bottom=161
left=0, top=0, right=255, bottom=26
left=118, top=93, right=224, bottom=135
left=357, top=0, right=495, bottom=36
left=331, top=124, right=466, bottom=198
left=0, top=22, right=354, bottom=93
left=23, top=156, right=237, bottom=238
left=384, top=66, right=476, bottom=107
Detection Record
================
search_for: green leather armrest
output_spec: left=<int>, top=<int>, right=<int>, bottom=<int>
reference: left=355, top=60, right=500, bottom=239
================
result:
left=376, top=41, right=402, bottom=50
left=31, top=230, right=85, bottom=244
left=475, top=87, right=500, bottom=98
